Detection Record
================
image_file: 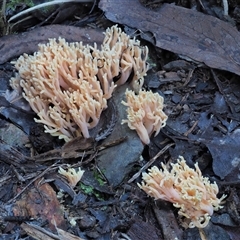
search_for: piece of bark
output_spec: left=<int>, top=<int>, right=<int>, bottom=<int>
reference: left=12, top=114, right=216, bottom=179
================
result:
left=21, top=223, right=86, bottom=240
left=0, top=139, right=29, bottom=166
left=127, top=219, right=162, bottom=240
left=99, top=1, right=240, bottom=76
left=0, top=25, right=104, bottom=64
left=56, top=227, right=86, bottom=240
left=21, top=223, right=56, bottom=240
left=153, top=201, right=183, bottom=240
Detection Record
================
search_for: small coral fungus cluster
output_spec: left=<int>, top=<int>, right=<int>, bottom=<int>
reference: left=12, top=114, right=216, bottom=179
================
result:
left=138, top=156, right=226, bottom=228
left=10, top=25, right=150, bottom=142
left=122, top=89, right=168, bottom=144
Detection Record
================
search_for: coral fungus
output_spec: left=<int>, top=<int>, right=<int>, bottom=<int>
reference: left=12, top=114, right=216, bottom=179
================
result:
left=9, top=25, right=149, bottom=141
left=58, top=166, right=84, bottom=187
left=121, top=89, right=168, bottom=144
left=138, top=156, right=226, bottom=228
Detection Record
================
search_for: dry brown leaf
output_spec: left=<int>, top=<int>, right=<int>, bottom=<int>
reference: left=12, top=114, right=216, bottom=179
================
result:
left=0, top=25, right=104, bottom=64
left=13, top=179, right=67, bottom=231
left=99, top=1, right=240, bottom=76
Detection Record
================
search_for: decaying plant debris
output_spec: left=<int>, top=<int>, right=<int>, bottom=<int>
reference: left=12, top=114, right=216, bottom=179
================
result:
left=1, top=0, right=240, bottom=239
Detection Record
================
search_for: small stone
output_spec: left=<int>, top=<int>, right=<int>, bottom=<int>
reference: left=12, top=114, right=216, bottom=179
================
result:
left=79, top=214, right=96, bottom=229
left=85, top=230, right=100, bottom=239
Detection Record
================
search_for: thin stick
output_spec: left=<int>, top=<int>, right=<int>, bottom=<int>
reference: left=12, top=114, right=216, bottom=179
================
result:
left=222, top=0, right=229, bottom=16
left=8, top=0, right=94, bottom=22
left=8, top=163, right=58, bottom=203
left=128, top=142, right=175, bottom=183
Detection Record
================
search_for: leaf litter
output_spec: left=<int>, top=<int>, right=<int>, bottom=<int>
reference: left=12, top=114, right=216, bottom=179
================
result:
left=1, top=0, right=240, bottom=239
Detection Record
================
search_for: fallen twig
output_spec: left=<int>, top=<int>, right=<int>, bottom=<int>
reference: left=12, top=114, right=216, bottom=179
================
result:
left=8, top=0, right=94, bottom=23
left=8, top=163, right=59, bottom=203
left=128, top=142, right=175, bottom=183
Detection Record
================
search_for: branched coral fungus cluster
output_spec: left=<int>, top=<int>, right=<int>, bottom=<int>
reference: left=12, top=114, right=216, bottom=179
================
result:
left=10, top=25, right=149, bottom=142
left=138, top=156, right=226, bottom=228
left=121, top=89, right=168, bottom=145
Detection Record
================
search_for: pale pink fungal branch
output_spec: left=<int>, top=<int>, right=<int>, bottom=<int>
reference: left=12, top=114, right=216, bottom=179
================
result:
left=138, top=156, right=226, bottom=228
left=121, top=89, right=168, bottom=145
